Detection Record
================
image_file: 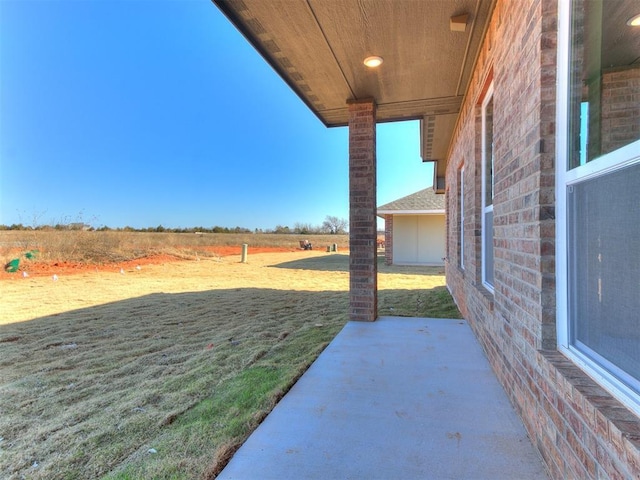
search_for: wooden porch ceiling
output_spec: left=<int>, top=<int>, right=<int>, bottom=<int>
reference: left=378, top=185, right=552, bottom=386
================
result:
left=212, top=0, right=495, bottom=179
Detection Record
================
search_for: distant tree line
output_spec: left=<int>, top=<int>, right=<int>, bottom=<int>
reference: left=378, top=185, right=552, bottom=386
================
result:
left=0, top=216, right=348, bottom=235
left=1, top=223, right=96, bottom=231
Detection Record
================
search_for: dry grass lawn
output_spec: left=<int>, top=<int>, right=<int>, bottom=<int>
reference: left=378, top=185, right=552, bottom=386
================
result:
left=0, top=251, right=459, bottom=479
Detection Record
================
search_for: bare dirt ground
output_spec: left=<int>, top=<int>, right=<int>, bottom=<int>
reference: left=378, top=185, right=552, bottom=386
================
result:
left=1, top=246, right=295, bottom=278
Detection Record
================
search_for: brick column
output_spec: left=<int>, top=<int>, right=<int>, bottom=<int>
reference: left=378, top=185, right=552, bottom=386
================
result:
left=348, top=98, right=377, bottom=322
left=384, top=214, right=393, bottom=265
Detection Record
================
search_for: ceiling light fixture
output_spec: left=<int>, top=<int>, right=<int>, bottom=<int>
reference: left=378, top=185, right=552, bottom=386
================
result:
left=363, top=56, right=383, bottom=68
left=627, top=14, right=640, bottom=26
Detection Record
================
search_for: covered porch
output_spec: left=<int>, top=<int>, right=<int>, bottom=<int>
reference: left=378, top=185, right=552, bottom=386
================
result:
left=212, top=0, right=493, bottom=322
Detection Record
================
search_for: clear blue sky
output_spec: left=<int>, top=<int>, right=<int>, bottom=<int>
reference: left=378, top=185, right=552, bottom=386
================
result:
left=0, top=0, right=433, bottom=231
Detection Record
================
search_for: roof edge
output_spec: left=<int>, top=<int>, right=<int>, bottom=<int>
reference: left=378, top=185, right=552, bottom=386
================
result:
left=377, top=209, right=445, bottom=216
left=211, top=0, right=329, bottom=128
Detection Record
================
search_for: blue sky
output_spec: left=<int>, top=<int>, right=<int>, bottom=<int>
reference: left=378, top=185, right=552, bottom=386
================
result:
left=0, top=0, right=433, bottom=231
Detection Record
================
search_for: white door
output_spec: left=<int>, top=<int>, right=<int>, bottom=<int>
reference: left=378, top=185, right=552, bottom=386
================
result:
left=393, top=215, right=445, bottom=265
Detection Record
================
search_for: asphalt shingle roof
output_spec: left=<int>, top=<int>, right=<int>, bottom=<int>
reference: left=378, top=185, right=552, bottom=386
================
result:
left=377, top=187, right=445, bottom=213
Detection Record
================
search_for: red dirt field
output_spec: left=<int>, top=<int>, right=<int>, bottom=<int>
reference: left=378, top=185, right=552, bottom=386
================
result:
left=1, top=246, right=299, bottom=278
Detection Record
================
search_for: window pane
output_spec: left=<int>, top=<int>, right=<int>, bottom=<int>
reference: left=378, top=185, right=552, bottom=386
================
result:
left=569, top=162, right=640, bottom=390
left=483, top=209, right=494, bottom=287
left=568, top=0, right=640, bottom=169
left=484, top=97, right=494, bottom=205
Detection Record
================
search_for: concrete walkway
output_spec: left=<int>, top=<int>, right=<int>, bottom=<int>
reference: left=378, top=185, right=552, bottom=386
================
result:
left=217, top=316, right=548, bottom=479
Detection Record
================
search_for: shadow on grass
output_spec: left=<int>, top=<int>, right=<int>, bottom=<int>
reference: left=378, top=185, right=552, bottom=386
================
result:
left=0, top=287, right=350, bottom=480
left=272, top=253, right=446, bottom=276
left=1, top=283, right=459, bottom=479
left=270, top=253, right=350, bottom=272
left=379, top=286, right=462, bottom=319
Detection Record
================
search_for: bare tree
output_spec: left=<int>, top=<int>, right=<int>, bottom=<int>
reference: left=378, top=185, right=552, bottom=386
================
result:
left=322, top=215, right=348, bottom=234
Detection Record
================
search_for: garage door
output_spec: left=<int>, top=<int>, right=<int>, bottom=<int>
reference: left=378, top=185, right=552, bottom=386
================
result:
left=393, top=215, right=445, bottom=265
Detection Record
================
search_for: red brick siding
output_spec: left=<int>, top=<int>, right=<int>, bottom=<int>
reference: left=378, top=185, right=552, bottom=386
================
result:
left=601, top=67, right=640, bottom=155
left=348, top=99, right=377, bottom=322
left=456, top=167, right=463, bottom=269
left=445, top=0, right=640, bottom=478
left=384, top=214, right=393, bottom=265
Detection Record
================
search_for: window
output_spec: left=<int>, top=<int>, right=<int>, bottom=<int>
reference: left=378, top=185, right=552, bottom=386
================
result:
left=557, top=0, right=640, bottom=413
left=481, top=84, right=494, bottom=290
left=460, top=166, right=465, bottom=269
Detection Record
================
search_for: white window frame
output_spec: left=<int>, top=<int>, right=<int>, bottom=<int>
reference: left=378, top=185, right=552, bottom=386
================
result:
left=460, top=166, right=465, bottom=269
left=481, top=83, right=494, bottom=291
left=556, top=0, right=640, bottom=415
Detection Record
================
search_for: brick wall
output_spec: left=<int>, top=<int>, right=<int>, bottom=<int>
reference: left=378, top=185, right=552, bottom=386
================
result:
left=601, top=67, right=640, bottom=155
left=444, top=0, right=640, bottom=478
left=384, top=214, right=393, bottom=265
left=348, top=99, right=377, bottom=322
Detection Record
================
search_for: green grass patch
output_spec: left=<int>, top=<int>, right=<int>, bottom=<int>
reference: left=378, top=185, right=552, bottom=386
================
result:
left=379, top=286, right=463, bottom=319
left=104, top=324, right=340, bottom=479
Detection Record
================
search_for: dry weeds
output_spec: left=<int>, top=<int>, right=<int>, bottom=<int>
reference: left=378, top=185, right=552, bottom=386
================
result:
left=0, top=230, right=350, bottom=265
left=0, top=251, right=457, bottom=479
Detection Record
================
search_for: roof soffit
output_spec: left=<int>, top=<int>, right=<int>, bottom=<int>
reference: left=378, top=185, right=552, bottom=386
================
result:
left=213, top=0, right=493, bottom=129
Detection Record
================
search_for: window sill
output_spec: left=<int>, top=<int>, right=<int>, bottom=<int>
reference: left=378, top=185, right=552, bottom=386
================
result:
left=541, top=350, right=640, bottom=448
left=473, top=281, right=494, bottom=311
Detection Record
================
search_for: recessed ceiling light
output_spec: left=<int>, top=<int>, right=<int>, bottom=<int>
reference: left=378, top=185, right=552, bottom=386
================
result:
left=627, top=14, right=640, bottom=26
left=363, top=56, right=383, bottom=68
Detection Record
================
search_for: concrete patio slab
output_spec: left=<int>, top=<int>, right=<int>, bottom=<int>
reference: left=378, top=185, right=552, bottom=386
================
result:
left=217, top=316, right=548, bottom=479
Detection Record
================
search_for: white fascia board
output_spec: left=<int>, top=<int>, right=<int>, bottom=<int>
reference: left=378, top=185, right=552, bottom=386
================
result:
left=376, top=209, right=445, bottom=216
